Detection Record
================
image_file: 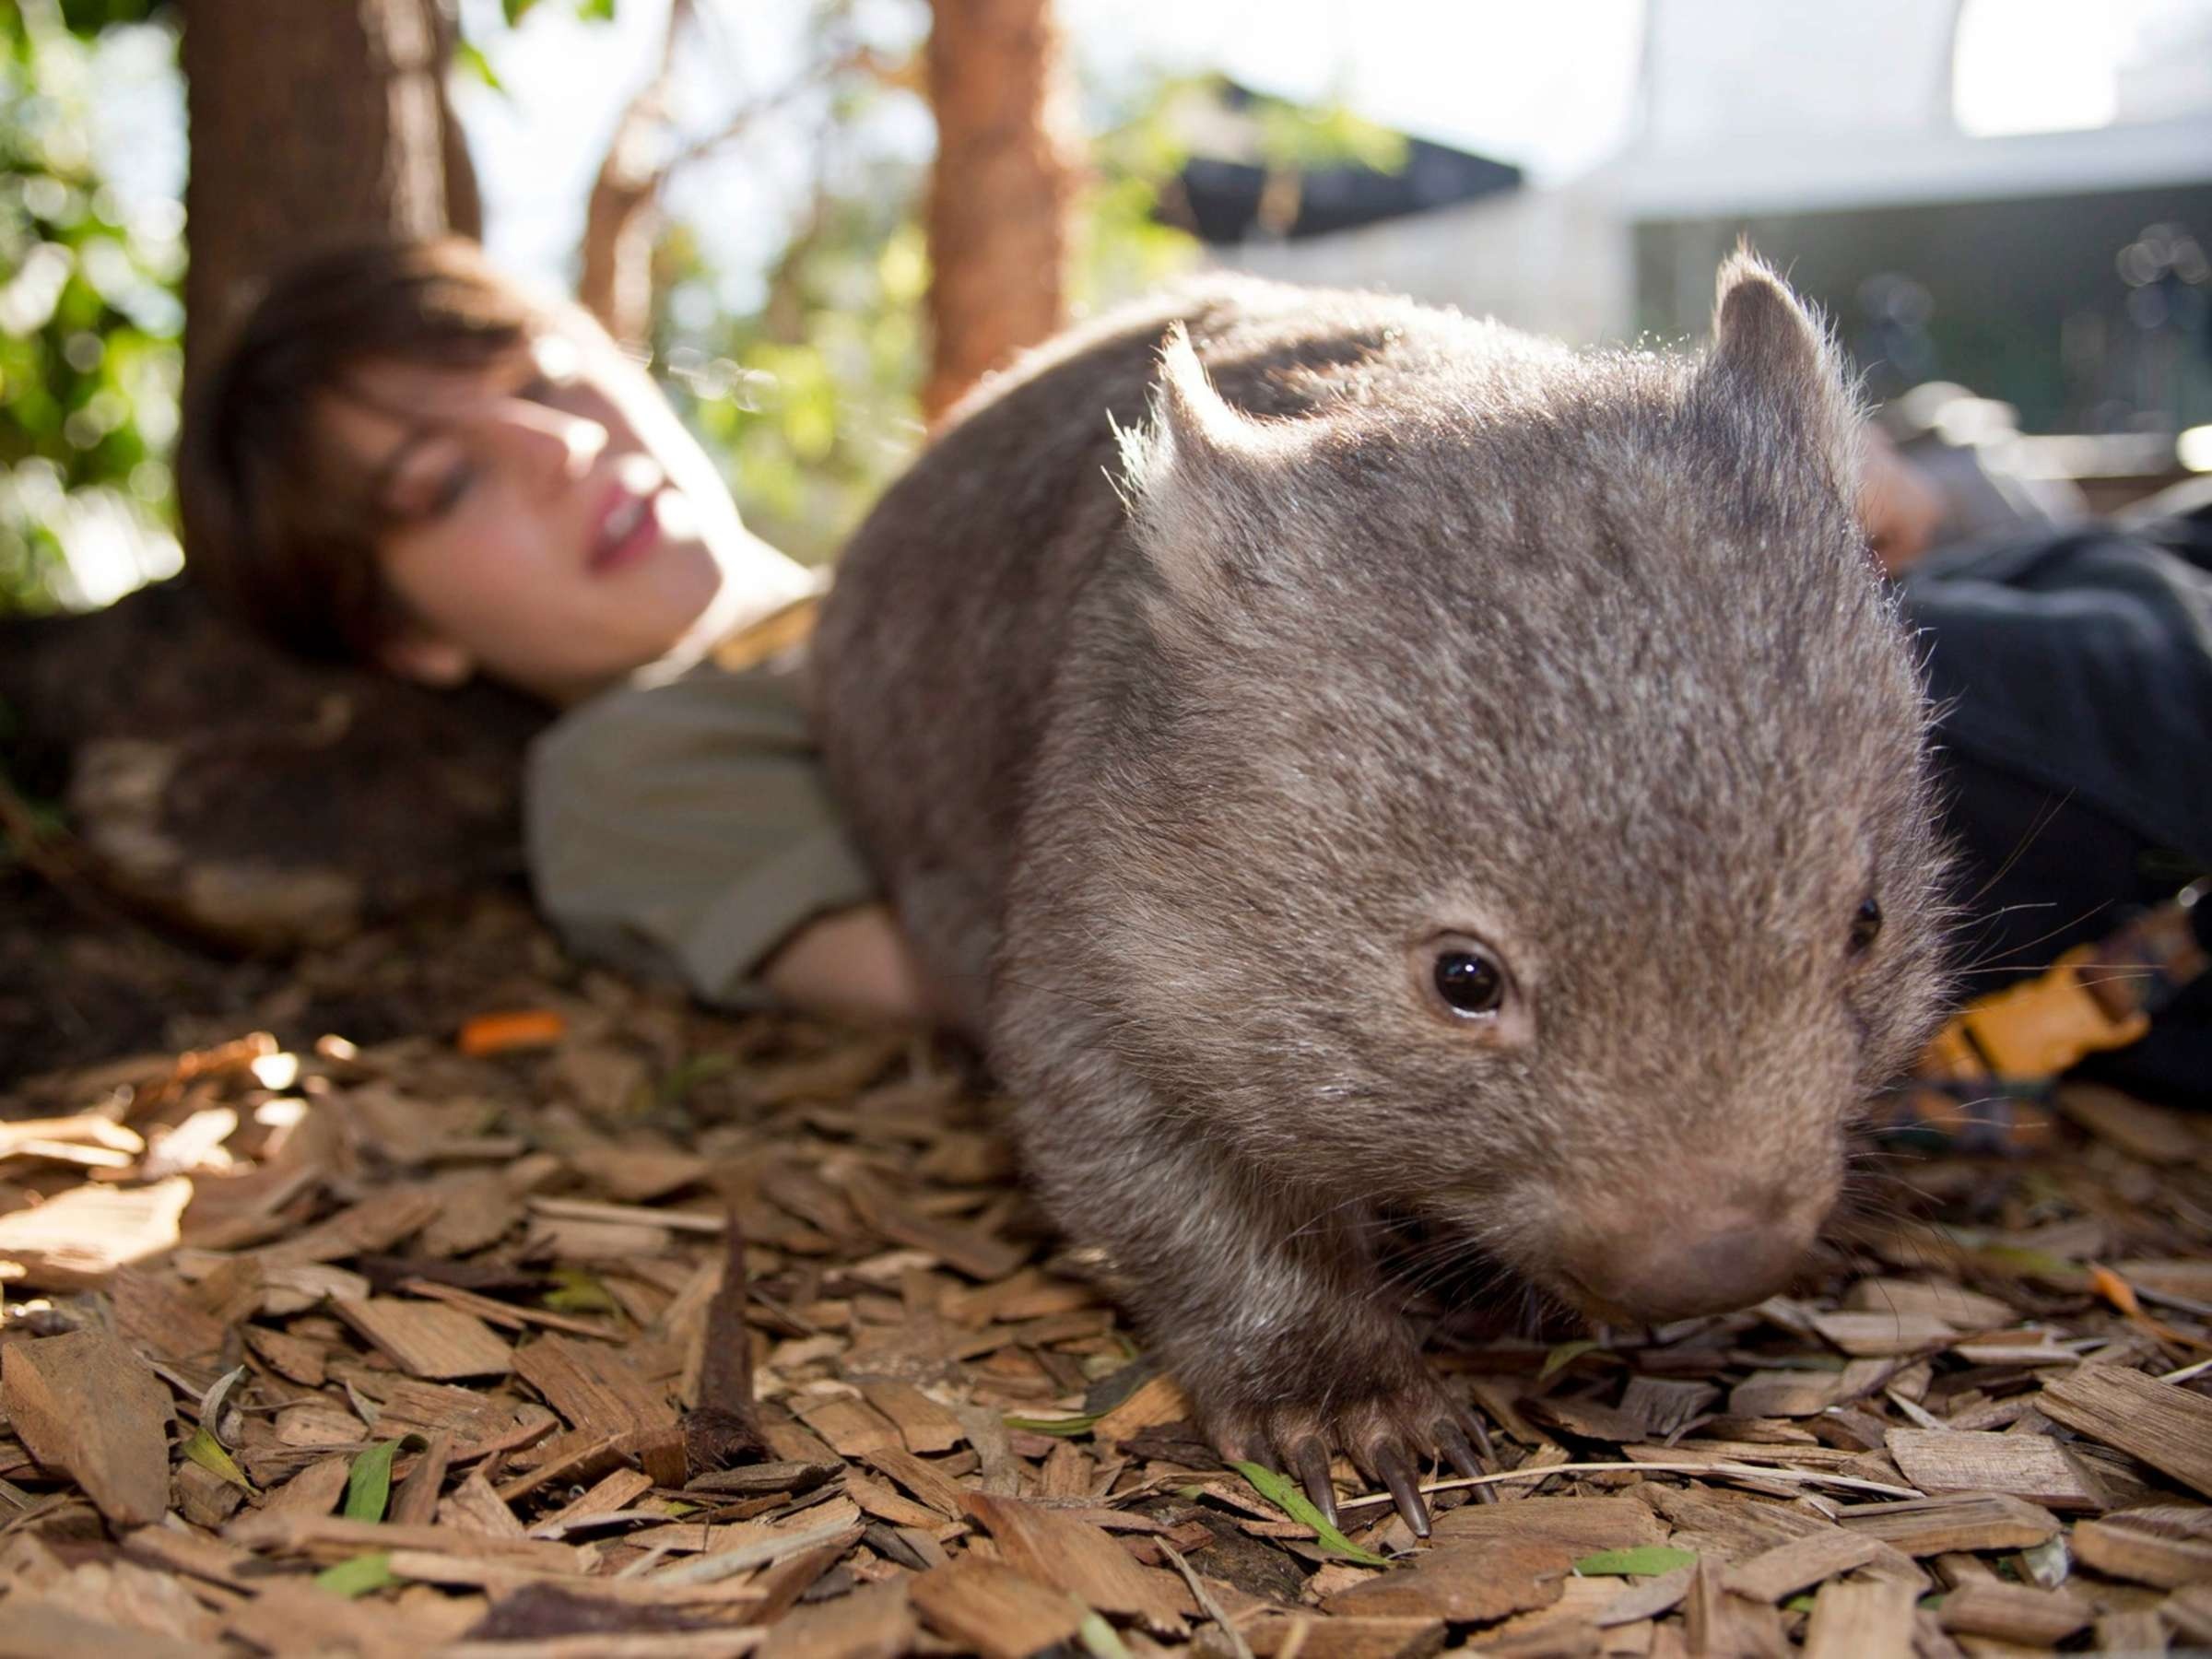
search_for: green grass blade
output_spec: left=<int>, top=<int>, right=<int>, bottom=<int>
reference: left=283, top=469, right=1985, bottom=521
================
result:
left=314, top=1552, right=395, bottom=1597
left=1072, top=1604, right=1130, bottom=1659
left=1574, top=1545, right=1697, bottom=1577
left=342, top=1437, right=414, bottom=1523
left=1003, top=1412, right=1102, bottom=1437
left=1231, top=1460, right=1389, bottom=1566
left=545, top=1267, right=618, bottom=1313
left=179, top=1423, right=255, bottom=1493
left=1539, top=1338, right=1603, bottom=1380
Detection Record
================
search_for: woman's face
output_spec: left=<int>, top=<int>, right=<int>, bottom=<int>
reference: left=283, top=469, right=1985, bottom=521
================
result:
left=318, top=327, right=753, bottom=703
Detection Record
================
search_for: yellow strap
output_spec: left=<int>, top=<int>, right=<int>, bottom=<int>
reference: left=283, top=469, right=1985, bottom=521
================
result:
left=1951, top=942, right=2152, bottom=1079
left=709, top=592, right=823, bottom=675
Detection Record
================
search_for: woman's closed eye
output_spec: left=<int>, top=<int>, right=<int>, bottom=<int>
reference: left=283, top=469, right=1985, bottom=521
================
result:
left=384, top=439, right=477, bottom=522
left=426, top=460, right=477, bottom=516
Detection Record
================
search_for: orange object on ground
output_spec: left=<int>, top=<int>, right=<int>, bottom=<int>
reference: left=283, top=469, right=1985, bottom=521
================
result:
left=457, top=1009, right=567, bottom=1056
left=2088, top=1265, right=2143, bottom=1318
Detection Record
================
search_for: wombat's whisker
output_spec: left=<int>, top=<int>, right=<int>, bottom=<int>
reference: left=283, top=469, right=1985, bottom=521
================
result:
left=1383, top=1241, right=1490, bottom=1315
left=1952, top=899, right=2117, bottom=977
left=1280, top=1189, right=1395, bottom=1245
left=1954, top=787, right=2074, bottom=911
left=1843, top=1146, right=1913, bottom=1172
left=1947, top=898, right=2059, bottom=954
left=1830, top=1175, right=1906, bottom=1235
left=1517, top=1282, right=1545, bottom=1335
left=2069, top=966, right=2160, bottom=988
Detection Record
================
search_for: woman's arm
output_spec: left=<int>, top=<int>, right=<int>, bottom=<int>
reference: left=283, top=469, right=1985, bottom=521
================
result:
left=759, top=902, right=933, bottom=1025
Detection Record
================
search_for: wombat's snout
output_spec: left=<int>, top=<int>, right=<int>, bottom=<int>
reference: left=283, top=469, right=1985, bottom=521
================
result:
left=1557, top=1185, right=1831, bottom=1324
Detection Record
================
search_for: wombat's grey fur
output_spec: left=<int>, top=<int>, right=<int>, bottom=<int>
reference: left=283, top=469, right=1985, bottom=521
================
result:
left=812, top=255, right=1948, bottom=1524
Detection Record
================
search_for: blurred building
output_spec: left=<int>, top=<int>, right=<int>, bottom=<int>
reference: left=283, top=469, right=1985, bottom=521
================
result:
left=1168, top=83, right=1523, bottom=244
left=1190, top=0, right=2212, bottom=438
left=1173, top=84, right=1628, bottom=352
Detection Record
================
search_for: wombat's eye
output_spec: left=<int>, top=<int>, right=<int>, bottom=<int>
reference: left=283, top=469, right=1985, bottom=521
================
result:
left=1432, top=948, right=1507, bottom=1017
left=1848, top=897, right=1883, bottom=956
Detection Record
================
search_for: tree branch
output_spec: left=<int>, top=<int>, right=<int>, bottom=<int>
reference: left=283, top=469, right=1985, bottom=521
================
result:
left=575, top=0, right=696, bottom=342
left=573, top=2, right=888, bottom=347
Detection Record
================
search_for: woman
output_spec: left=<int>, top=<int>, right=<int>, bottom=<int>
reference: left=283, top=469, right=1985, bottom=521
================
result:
left=180, top=237, right=932, bottom=1024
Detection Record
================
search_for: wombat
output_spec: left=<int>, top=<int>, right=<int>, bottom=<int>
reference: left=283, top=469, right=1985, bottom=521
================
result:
left=812, top=254, right=1949, bottom=1534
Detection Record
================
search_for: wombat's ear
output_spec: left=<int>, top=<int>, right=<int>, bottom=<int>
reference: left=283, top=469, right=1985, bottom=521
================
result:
left=1699, top=247, right=1861, bottom=489
left=1154, top=324, right=1272, bottom=462
left=1117, top=324, right=1298, bottom=604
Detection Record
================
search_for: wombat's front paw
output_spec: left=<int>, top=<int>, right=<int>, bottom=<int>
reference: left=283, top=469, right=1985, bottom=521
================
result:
left=1208, top=1377, right=1489, bottom=1539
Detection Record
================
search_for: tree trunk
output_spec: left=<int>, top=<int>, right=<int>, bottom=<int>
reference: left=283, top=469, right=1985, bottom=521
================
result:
left=575, top=0, right=690, bottom=348
left=922, top=0, right=1076, bottom=421
left=431, top=0, right=484, bottom=238
left=179, top=0, right=478, bottom=383
left=575, top=127, right=666, bottom=350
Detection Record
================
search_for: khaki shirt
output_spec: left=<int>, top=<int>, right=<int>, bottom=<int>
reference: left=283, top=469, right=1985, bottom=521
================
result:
left=524, top=638, right=877, bottom=1007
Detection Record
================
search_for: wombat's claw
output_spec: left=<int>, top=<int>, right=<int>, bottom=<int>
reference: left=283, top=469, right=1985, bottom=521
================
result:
left=1436, top=1411, right=1498, bottom=1505
left=1371, top=1441, right=1430, bottom=1537
left=1288, top=1437, right=1339, bottom=1529
left=1435, top=1417, right=1486, bottom=1482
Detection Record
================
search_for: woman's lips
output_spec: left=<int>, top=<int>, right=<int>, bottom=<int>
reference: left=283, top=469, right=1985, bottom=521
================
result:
left=589, top=488, right=663, bottom=574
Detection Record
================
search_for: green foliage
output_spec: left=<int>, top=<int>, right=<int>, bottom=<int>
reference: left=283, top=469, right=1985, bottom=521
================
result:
left=469, top=0, right=615, bottom=88
left=1248, top=94, right=1407, bottom=175
left=0, top=0, right=182, bottom=616
left=1082, top=73, right=1407, bottom=299
left=1077, top=76, right=1207, bottom=311
left=502, top=0, right=617, bottom=24
left=452, top=39, right=505, bottom=95
left=644, top=60, right=1418, bottom=563
left=651, top=182, right=928, bottom=566
left=646, top=58, right=1240, bottom=566
left=621, top=7, right=922, bottom=563
left=55, top=0, right=168, bottom=31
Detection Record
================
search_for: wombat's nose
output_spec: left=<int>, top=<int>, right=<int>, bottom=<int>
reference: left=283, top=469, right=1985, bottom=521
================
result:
left=1562, top=1206, right=1819, bottom=1324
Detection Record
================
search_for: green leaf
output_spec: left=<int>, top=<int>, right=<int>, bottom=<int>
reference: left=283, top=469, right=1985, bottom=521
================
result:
left=1072, top=1604, right=1130, bottom=1659
left=500, top=0, right=540, bottom=24
left=576, top=0, right=616, bottom=18
left=1971, top=1245, right=2087, bottom=1287
left=452, top=40, right=504, bottom=94
left=545, top=1266, right=618, bottom=1313
left=1231, top=1461, right=1390, bottom=1566
left=1573, top=1545, right=1697, bottom=1578
left=179, top=1423, right=255, bottom=1493
left=1539, top=1338, right=1604, bottom=1381
left=314, top=1552, right=395, bottom=1598
left=343, top=1437, right=418, bottom=1523
left=1003, top=1412, right=1101, bottom=1438
left=658, top=1051, right=737, bottom=1105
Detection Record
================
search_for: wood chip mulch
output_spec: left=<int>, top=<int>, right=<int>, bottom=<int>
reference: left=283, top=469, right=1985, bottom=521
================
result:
left=2, top=900, right=2209, bottom=1657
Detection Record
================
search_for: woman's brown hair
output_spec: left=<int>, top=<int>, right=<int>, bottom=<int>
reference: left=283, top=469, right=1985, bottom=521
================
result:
left=177, top=237, right=555, bottom=663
